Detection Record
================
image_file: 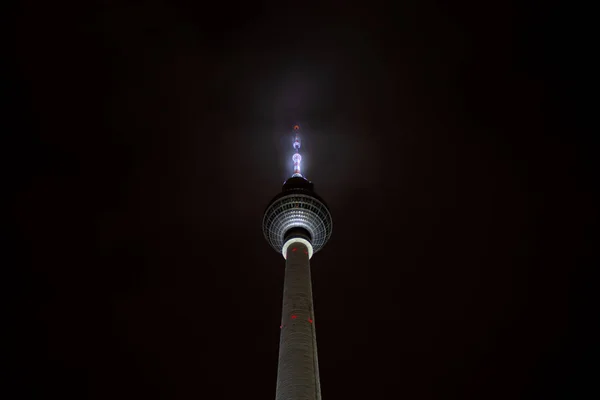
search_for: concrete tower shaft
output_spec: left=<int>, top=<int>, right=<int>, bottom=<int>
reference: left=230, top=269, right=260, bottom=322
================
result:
left=276, top=240, right=321, bottom=400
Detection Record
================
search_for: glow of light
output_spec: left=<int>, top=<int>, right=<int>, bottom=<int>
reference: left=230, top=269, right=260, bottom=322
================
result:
left=291, top=315, right=297, bottom=319
left=282, top=238, right=314, bottom=259
left=308, top=318, right=313, bottom=323
left=291, top=128, right=302, bottom=176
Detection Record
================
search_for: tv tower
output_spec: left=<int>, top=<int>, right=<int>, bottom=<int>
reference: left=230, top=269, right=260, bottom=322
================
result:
left=263, top=125, right=333, bottom=400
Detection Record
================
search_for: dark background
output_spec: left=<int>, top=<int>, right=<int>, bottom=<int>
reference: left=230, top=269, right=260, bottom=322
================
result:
left=8, top=1, right=595, bottom=399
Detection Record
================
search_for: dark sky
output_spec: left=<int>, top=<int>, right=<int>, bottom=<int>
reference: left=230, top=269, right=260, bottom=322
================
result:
left=9, top=1, right=595, bottom=399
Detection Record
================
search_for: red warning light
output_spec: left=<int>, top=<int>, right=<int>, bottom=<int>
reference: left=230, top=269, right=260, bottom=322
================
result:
left=308, top=318, right=313, bottom=323
left=303, top=250, right=308, bottom=255
left=291, top=315, right=297, bottom=319
left=292, top=248, right=297, bottom=252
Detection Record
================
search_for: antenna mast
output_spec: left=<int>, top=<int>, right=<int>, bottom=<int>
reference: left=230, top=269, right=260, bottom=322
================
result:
left=292, top=125, right=302, bottom=177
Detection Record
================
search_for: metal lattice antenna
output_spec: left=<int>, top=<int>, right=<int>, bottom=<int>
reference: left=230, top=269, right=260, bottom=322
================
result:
left=292, top=125, right=302, bottom=177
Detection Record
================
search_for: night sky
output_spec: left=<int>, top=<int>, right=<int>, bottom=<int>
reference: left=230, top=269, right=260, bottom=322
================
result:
left=9, top=2, right=595, bottom=399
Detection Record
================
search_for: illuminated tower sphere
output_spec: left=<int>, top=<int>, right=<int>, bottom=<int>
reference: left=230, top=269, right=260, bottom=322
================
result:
left=262, top=125, right=333, bottom=400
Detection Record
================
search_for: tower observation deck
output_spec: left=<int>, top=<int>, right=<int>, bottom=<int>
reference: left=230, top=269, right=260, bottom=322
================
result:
left=262, top=125, right=333, bottom=400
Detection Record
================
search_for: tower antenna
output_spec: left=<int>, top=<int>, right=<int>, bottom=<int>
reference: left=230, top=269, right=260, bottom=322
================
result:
left=292, top=125, right=302, bottom=177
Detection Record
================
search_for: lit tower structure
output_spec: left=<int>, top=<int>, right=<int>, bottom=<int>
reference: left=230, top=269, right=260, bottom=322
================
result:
left=263, top=125, right=333, bottom=400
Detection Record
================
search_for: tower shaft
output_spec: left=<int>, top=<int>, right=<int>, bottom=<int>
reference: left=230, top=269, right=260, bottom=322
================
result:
left=276, top=241, right=321, bottom=400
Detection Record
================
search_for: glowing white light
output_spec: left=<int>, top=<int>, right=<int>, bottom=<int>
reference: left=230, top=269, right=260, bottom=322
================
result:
left=291, top=129, right=303, bottom=177
left=282, top=238, right=314, bottom=259
left=293, top=133, right=301, bottom=150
